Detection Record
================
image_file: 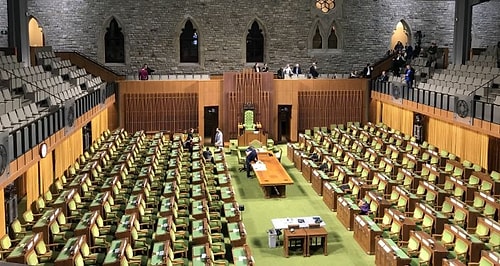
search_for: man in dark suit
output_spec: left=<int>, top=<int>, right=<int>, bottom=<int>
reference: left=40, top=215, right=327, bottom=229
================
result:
left=245, top=146, right=258, bottom=178
left=362, top=63, right=373, bottom=78
left=378, top=71, right=389, bottom=82
left=309, top=62, right=319, bottom=78
left=292, top=64, right=302, bottom=76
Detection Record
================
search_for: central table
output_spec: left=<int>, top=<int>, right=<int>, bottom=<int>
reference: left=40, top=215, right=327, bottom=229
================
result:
left=252, top=151, right=294, bottom=198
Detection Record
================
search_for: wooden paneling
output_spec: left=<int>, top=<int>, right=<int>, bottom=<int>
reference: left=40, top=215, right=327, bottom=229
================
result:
left=25, top=164, right=39, bottom=209
left=39, top=152, right=54, bottom=195
left=370, top=95, right=490, bottom=169
left=55, top=130, right=83, bottom=178
left=381, top=103, right=414, bottom=136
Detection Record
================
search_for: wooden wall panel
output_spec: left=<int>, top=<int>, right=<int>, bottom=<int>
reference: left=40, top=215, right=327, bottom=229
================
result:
left=381, top=103, right=414, bottom=136
left=91, top=110, right=109, bottom=143
left=55, top=129, right=83, bottom=178
left=39, top=152, right=54, bottom=195
left=427, top=119, right=489, bottom=169
left=25, top=164, right=39, bottom=209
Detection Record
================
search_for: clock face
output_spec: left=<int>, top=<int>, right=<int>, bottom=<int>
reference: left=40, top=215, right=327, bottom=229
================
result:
left=40, top=143, right=48, bottom=158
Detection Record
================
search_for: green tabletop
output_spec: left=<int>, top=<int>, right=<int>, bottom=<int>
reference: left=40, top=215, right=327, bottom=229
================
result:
left=75, top=211, right=98, bottom=231
left=33, top=208, right=58, bottom=228
left=132, top=179, right=147, bottom=194
left=162, top=182, right=174, bottom=196
left=103, top=239, right=125, bottom=264
left=224, top=203, right=238, bottom=218
left=68, top=174, right=86, bottom=188
left=192, top=184, right=204, bottom=198
left=192, top=172, right=203, bottom=183
left=7, top=234, right=37, bottom=259
left=53, top=189, right=75, bottom=206
left=217, top=174, right=230, bottom=186
left=216, top=163, right=226, bottom=173
left=192, top=161, right=202, bottom=171
left=116, top=214, right=134, bottom=236
left=54, top=236, right=80, bottom=262
left=384, top=238, right=410, bottom=259
left=101, top=176, right=118, bottom=190
left=220, top=187, right=233, bottom=200
left=232, top=247, right=251, bottom=266
left=159, top=197, right=173, bottom=214
left=150, top=241, right=169, bottom=266
left=192, top=244, right=210, bottom=266
left=155, top=217, right=171, bottom=237
left=358, top=215, right=382, bottom=232
left=90, top=192, right=109, bottom=209
left=125, top=195, right=141, bottom=212
left=191, top=199, right=206, bottom=217
left=228, top=222, right=242, bottom=242
left=192, top=220, right=206, bottom=240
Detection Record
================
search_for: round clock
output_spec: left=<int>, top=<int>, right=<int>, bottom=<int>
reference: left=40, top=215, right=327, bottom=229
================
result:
left=40, top=143, right=48, bottom=158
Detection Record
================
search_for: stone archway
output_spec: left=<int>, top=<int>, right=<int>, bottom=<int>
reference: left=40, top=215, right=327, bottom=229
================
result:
left=390, top=20, right=412, bottom=50
left=28, top=17, right=44, bottom=47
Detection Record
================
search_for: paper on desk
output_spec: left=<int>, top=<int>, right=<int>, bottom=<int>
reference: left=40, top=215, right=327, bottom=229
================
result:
left=252, top=161, right=267, bottom=171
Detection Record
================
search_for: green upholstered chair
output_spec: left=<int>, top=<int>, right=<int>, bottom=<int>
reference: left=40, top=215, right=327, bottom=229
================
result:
left=243, top=110, right=255, bottom=131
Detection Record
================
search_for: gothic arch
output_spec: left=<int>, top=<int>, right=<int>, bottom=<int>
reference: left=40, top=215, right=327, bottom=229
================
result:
left=28, top=16, right=44, bottom=47
left=390, top=19, right=412, bottom=50
left=242, top=17, right=268, bottom=64
left=97, top=16, right=129, bottom=65
left=308, top=18, right=343, bottom=49
left=174, top=16, right=204, bottom=66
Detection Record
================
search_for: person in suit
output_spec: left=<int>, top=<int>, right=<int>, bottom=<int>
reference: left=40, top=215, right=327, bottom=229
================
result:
left=405, top=64, right=415, bottom=89
left=245, top=146, right=258, bottom=178
left=362, top=63, right=373, bottom=78
left=378, top=71, right=389, bottom=82
left=185, top=128, right=195, bottom=154
left=292, top=64, right=302, bottom=76
left=309, top=62, right=319, bottom=78
left=253, top=63, right=261, bottom=72
left=261, top=63, right=269, bottom=72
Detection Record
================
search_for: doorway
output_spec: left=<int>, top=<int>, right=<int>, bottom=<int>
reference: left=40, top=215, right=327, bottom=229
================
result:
left=28, top=17, right=44, bottom=47
left=390, top=20, right=411, bottom=49
left=204, top=106, right=219, bottom=145
left=277, top=105, right=292, bottom=143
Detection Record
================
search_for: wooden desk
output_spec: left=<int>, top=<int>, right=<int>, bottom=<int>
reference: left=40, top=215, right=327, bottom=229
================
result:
left=223, top=202, right=241, bottom=223
left=414, top=202, right=448, bottom=235
left=305, top=227, right=328, bottom=256
left=375, top=237, right=412, bottom=266
left=232, top=245, right=254, bottom=266
left=192, top=243, right=212, bottom=266
left=253, top=152, right=294, bottom=198
left=74, top=211, right=99, bottom=246
left=311, top=169, right=330, bottom=196
left=89, top=191, right=110, bottom=217
left=150, top=240, right=171, bottom=266
left=100, top=176, right=120, bottom=196
left=444, top=224, right=484, bottom=263
left=322, top=181, right=344, bottom=211
left=103, top=238, right=128, bottom=266
left=412, top=231, right=449, bottom=266
left=283, top=229, right=307, bottom=257
left=54, top=235, right=86, bottom=266
left=337, top=196, right=360, bottom=231
left=228, top=222, right=247, bottom=247
left=68, top=173, right=90, bottom=195
left=6, top=233, right=43, bottom=264
left=131, top=178, right=149, bottom=196
left=52, top=188, right=78, bottom=216
left=191, top=199, right=208, bottom=220
left=154, top=216, right=173, bottom=242
left=32, top=207, right=62, bottom=244
left=191, top=219, right=209, bottom=245
left=125, top=194, right=144, bottom=215
left=220, top=186, right=235, bottom=203
left=159, top=196, right=175, bottom=217
left=115, top=213, right=138, bottom=242
left=353, top=215, right=383, bottom=254
left=302, top=159, right=319, bottom=183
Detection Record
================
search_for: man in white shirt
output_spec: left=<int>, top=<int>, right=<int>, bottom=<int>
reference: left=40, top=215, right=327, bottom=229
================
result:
left=214, top=128, right=223, bottom=149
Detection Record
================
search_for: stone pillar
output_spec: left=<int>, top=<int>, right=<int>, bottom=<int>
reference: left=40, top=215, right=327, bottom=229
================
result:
left=453, top=0, right=489, bottom=65
left=7, top=0, right=30, bottom=65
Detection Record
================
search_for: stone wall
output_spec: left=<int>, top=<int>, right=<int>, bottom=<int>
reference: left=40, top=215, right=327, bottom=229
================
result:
left=0, top=0, right=498, bottom=74
left=0, top=0, right=8, bottom=47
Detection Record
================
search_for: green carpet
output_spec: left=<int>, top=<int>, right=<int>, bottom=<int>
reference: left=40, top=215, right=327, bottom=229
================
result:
left=226, top=145, right=375, bottom=265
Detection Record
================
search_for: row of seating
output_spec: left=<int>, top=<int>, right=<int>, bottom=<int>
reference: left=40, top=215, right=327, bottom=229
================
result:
left=289, top=122, right=500, bottom=265
left=0, top=65, right=52, bottom=90
left=0, top=88, right=28, bottom=115
left=126, top=74, right=211, bottom=81
left=0, top=129, right=254, bottom=265
left=417, top=81, right=487, bottom=97
left=0, top=55, right=23, bottom=70
left=35, top=51, right=58, bottom=67
left=84, top=77, right=106, bottom=91
left=50, top=60, right=77, bottom=76
left=0, top=103, right=47, bottom=132
left=68, top=69, right=92, bottom=87
left=22, top=76, right=73, bottom=103
left=436, top=65, right=500, bottom=83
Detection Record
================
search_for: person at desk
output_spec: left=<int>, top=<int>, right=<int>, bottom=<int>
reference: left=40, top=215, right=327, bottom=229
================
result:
left=203, top=147, right=214, bottom=163
left=184, top=128, right=195, bottom=154
left=246, top=146, right=258, bottom=179
left=358, top=199, right=370, bottom=215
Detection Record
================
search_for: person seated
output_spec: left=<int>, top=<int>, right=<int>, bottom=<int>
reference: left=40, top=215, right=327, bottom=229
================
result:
left=358, top=199, right=370, bottom=215
left=349, top=70, right=360, bottom=78
left=378, top=71, right=389, bottom=82
left=203, top=147, right=213, bottom=163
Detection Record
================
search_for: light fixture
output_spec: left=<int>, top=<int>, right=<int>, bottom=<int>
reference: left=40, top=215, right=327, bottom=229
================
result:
left=315, top=0, right=335, bottom=13
left=39, top=143, right=48, bottom=158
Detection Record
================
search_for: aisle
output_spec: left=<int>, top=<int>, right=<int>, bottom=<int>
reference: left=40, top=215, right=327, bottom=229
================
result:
left=225, top=145, right=375, bottom=265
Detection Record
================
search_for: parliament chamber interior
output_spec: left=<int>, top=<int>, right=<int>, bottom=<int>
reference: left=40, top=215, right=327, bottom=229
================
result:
left=1, top=0, right=500, bottom=266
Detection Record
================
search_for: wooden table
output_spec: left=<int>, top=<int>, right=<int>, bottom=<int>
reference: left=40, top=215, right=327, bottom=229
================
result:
left=305, top=227, right=328, bottom=256
left=283, top=229, right=307, bottom=257
left=253, top=152, right=294, bottom=198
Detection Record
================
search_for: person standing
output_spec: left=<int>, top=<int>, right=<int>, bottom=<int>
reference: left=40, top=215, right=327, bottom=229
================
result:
left=427, top=41, right=438, bottom=66
left=185, top=128, right=195, bottom=154
left=405, top=64, right=415, bottom=89
left=261, top=63, right=269, bottom=72
left=496, top=41, right=500, bottom=68
left=362, top=63, right=373, bottom=78
left=214, top=128, right=223, bottom=149
left=292, top=63, right=302, bottom=76
left=309, top=62, right=319, bottom=78
left=245, top=146, right=258, bottom=178
left=138, top=64, right=149, bottom=80
left=283, top=64, right=293, bottom=78
left=253, top=63, right=260, bottom=72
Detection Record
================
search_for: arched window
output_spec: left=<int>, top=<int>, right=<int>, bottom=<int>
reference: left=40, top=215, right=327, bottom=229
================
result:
left=328, top=26, right=338, bottom=49
left=104, top=18, right=125, bottom=63
left=246, top=21, right=264, bottom=63
left=312, top=27, right=322, bottom=49
left=180, top=20, right=199, bottom=63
